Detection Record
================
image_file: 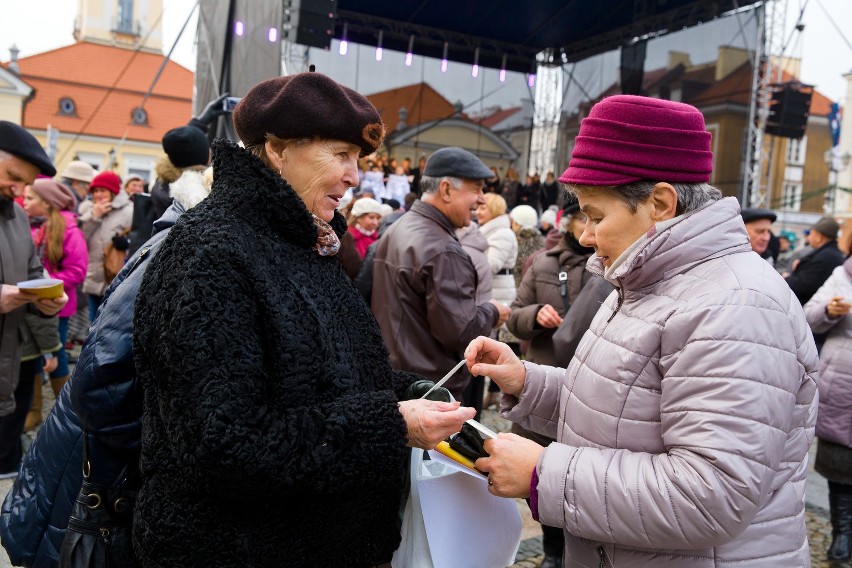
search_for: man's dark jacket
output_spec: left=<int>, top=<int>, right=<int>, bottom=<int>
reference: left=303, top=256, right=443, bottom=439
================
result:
left=132, top=140, right=417, bottom=568
left=785, top=239, right=845, bottom=304
left=0, top=200, right=185, bottom=568
left=371, top=200, right=498, bottom=399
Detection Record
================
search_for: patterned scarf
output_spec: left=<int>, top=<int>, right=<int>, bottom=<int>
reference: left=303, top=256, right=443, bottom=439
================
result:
left=312, top=214, right=341, bottom=256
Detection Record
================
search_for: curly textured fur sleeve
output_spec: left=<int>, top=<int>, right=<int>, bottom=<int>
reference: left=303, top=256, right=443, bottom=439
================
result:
left=134, top=241, right=410, bottom=498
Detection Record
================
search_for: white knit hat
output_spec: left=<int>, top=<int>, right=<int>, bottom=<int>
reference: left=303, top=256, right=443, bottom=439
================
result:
left=539, top=209, right=557, bottom=228
left=351, top=197, right=384, bottom=217
left=510, top=205, right=538, bottom=229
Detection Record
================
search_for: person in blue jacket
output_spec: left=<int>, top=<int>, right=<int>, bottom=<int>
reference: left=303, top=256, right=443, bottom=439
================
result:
left=0, top=169, right=212, bottom=567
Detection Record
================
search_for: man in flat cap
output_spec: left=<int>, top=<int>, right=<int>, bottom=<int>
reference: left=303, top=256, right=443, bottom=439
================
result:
left=740, top=207, right=777, bottom=260
left=786, top=216, right=845, bottom=304
left=371, top=147, right=511, bottom=406
left=0, top=121, right=68, bottom=473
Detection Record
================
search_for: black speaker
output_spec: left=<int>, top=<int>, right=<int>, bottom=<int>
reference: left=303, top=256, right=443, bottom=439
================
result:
left=293, top=0, right=336, bottom=49
left=766, top=84, right=812, bottom=139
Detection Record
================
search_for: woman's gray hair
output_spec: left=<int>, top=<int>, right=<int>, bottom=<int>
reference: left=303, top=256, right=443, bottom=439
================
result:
left=567, top=181, right=723, bottom=216
left=419, top=175, right=462, bottom=195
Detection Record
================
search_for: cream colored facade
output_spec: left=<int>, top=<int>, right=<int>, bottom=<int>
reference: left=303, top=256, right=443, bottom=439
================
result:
left=836, top=72, right=852, bottom=216
left=384, top=119, right=519, bottom=171
left=29, top=129, right=163, bottom=184
left=0, top=67, right=32, bottom=124
left=75, top=0, right=164, bottom=53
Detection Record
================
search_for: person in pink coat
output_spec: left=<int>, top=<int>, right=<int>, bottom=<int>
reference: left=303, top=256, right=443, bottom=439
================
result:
left=347, top=197, right=383, bottom=259
left=22, top=178, right=88, bottom=427
left=465, top=95, right=818, bottom=567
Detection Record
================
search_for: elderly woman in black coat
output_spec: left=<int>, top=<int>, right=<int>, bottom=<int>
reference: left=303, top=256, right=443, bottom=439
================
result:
left=131, top=73, right=474, bottom=567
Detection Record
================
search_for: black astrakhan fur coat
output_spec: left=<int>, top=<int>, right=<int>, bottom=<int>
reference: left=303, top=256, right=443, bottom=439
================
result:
left=132, top=139, right=419, bottom=567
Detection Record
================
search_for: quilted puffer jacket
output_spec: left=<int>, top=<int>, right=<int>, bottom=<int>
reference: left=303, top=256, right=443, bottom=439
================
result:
left=504, top=197, right=819, bottom=567
left=803, top=257, right=852, bottom=448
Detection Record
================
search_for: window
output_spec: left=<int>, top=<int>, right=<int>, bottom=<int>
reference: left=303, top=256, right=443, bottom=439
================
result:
left=124, top=154, right=156, bottom=184
left=117, top=0, right=134, bottom=34
left=58, top=97, right=77, bottom=117
left=130, top=107, right=148, bottom=125
left=786, top=136, right=807, bottom=165
left=780, top=182, right=802, bottom=211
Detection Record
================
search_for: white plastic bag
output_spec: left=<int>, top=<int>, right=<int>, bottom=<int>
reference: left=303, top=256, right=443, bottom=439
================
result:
left=391, top=448, right=522, bottom=568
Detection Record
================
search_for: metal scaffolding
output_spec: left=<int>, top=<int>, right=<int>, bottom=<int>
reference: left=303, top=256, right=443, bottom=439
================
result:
left=740, top=0, right=788, bottom=207
left=528, top=51, right=563, bottom=177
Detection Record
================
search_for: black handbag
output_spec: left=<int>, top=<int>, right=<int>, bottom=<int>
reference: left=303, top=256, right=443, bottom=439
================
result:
left=59, top=433, right=138, bottom=568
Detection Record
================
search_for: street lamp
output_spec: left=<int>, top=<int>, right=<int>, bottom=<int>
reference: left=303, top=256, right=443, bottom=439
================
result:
left=824, top=149, right=852, bottom=215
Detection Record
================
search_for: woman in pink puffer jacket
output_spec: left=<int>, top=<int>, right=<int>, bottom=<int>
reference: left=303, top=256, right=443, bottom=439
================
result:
left=466, top=95, right=819, bottom=568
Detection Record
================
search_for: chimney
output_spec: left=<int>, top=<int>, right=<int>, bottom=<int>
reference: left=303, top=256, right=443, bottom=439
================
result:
left=8, top=44, right=20, bottom=74
left=397, top=107, right=409, bottom=131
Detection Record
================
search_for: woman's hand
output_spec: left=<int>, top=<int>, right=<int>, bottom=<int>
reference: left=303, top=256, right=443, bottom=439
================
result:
left=398, top=399, right=475, bottom=449
left=826, top=296, right=851, bottom=319
left=535, top=304, right=563, bottom=328
left=464, top=336, right=525, bottom=397
left=34, top=292, right=68, bottom=317
left=92, top=201, right=112, bottom=219
left=475, top=433, right=545, bottom=498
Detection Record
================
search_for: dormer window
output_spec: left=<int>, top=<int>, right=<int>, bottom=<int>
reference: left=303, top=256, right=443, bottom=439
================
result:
left=131, top=107, right=148, bottom=125
left=58, top=97, right=77, bottom=117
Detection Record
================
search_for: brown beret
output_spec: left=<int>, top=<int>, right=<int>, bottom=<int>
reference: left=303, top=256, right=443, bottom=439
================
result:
left=232, top=72, right=385, bottom=157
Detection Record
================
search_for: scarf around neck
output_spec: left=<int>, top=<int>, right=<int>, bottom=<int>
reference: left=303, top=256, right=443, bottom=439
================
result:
left=312, top=214, right=341, bottom=256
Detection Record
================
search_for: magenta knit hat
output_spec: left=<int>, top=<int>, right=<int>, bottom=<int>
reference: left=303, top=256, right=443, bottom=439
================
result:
left=559, top=95, right=713, bottom=186
left=89, top=171, right=122, bottom=195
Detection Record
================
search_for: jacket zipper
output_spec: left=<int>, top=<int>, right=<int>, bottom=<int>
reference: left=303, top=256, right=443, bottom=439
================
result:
left=598, top=545, right=613, bottom=568
left=606, top=279, right=624, bottom=323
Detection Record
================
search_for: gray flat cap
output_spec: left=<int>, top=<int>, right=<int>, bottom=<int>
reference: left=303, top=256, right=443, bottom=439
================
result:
left=423, top=147, right=493, bottom=179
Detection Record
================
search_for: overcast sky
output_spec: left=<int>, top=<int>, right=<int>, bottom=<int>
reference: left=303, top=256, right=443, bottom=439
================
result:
left=2, top=0, right=851, bottom=110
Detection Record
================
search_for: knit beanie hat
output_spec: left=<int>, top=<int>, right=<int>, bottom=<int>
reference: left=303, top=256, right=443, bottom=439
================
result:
left=59, top=160, right=96, bottom=183
left=233, top=72, right=385, bottom=157
left=539, top=209, right=557, bottom=228
left=559, top=95, right=713, bottom=186
left=811, top=216, right=840, bottom=240
left=509, top=205, right=538, bottom=229
left=162, top=125, right=210, bottom=169
left=31, top=178, right=76, bottom=211
left=351, top=197, right=384, bottom=218
left=89, top=171, right=122, bottom=195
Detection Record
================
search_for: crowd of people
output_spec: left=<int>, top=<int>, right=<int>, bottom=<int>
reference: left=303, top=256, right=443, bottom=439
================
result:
left=0, top=72, right=847, bottom=568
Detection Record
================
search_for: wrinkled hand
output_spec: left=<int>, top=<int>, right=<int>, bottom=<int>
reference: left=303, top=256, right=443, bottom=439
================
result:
left=826, top=296, right=851, bottom=319
left=43, top=355, right=58, bottom=374
left=0, top=285, right=37, bottom=313
left=196, top=92, right=230, bottom=126
left=34, top=292, right=68, bottom=316
left=92, top=201, right=112, bottom=219
left=398, top=399, right=475, bottom=449
left=464, top=336, right=525, bottom=397
left=489, top=299, right=511, bottom=328
left=535, top=304, right=563, bottom=328
left=475, top=433, right=545, bottom=498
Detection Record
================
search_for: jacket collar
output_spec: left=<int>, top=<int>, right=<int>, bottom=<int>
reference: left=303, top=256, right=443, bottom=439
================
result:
left=208, top=139, right=346, bottom=248
left=547, top=234, right=592, bottom=268
left=479, top=213, right=511, bottom=236
left=409, top=200, right=457, bottom=238
left=587, top=197, right=753, bottom=290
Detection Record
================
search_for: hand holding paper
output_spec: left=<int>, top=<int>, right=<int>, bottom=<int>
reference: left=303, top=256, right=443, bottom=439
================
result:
left=398, top=399, right=475, bottom=450
left=464, top=335, right=526, bottom=397
left=475, top=433, right=545, bottom=498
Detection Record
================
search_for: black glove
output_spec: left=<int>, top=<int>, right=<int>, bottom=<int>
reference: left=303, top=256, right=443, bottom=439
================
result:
left=404, top=379, right=452, bottom=403
left=111, top=235, right=130, bottom=251
left=194, top=92, right=230, bottom=128
left=448, top=423, right=489, bottom=461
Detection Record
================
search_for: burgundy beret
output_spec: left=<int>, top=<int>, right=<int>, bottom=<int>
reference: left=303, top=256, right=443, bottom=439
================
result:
left=233, top=72, right=385, bottom=157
